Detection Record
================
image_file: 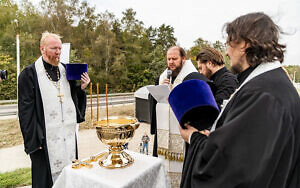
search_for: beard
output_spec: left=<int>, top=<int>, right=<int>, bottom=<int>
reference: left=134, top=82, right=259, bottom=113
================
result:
left=45, top=51, right=60, bottom=65
left=230, top=57, right=245, bottom=74
left=205, top=68, right=213, bottom=79
left=230, top=64, right=243, bottom=74
left=200, top=63, right=213, bottom=78
left=170, top=60, right=184, bottom=77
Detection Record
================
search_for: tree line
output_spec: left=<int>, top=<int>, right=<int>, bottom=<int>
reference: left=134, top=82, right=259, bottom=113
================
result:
left=0, top=0, right=299, bottom=100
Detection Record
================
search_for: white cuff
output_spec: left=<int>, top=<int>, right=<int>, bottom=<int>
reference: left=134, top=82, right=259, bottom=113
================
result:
left=188, top=133, right=193, bottom=144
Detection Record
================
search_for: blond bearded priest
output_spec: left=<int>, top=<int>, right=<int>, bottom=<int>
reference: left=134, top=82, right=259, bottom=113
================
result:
left=18, top=32, right=90, bottom=188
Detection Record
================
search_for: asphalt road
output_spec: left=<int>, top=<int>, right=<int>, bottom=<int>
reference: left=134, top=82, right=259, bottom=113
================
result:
left=0, top=95, right=134, bottom=119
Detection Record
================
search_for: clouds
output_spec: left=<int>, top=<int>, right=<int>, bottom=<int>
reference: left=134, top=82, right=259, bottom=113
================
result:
left=90, top=0, right=300, bottom=65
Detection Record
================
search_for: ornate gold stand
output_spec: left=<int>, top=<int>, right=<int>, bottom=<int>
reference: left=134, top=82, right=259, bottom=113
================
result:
left=99, top=146, right=134, bottom=168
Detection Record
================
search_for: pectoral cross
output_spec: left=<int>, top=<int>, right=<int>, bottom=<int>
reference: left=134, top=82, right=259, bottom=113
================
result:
left=57, top=92, right=64, bottom=123
left=57, top=92, right=64, bottom=103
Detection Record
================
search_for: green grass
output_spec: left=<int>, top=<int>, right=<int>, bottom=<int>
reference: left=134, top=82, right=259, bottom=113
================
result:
left=0, top=168, right=31, bottom=188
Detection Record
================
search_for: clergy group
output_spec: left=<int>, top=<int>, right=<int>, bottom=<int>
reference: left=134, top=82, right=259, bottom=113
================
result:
left=17, top=11, right=300, bottom=188
left=150, top=12, right=299, bottom=188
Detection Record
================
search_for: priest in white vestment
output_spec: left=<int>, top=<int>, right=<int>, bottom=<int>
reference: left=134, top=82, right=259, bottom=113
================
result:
left=18, top=32, right=90, bottom=188
left=149, top=46, right=198, bottom=187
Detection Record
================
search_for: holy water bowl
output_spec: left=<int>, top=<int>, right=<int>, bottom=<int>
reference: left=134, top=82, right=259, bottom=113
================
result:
left=95, top=116, right=139, bottom=169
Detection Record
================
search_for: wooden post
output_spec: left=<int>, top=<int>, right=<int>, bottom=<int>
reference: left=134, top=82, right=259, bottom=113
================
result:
left=105, top=84, right=109, bottom=125
left=90, top=82, right=93, bottom=122
left=97, top=83, right=99, bottom=122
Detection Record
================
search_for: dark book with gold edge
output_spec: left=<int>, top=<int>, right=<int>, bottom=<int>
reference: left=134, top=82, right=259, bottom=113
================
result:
left=66, top=63, right=88, bottom=80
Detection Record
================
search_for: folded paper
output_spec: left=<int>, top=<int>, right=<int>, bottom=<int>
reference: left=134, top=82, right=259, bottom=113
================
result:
left=146, top=85, right=170, bottom=104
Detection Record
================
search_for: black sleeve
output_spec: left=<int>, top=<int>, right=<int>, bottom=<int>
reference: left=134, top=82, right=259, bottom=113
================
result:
left=61, top=63, right=87, bottom=123
left=214, top=73, right=238, bottom=108
left=181, top=91, right=293, bottom=188
left=69, top=80, right=87, bottom=123
left=149, top=77, right=159, bottom=135
left=18, top=67, right=44, bottom=154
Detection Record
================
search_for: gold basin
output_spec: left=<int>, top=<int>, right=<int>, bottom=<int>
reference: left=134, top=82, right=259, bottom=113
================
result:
left=95, top=116, right=139, bottom=169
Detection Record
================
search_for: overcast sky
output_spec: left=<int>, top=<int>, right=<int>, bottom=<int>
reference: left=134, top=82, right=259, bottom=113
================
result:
left=26, top=0, right=299, bottom=65
left=86, top=0, right=300, bottom=66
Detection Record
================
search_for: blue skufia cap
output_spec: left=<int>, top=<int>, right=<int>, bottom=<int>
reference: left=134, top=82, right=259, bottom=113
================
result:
left=66, top=63, right=88, bottom=80
left=168, top=79, right=219, bottom=130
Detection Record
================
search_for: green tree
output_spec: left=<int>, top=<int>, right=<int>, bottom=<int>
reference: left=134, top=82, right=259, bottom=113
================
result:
left=40, top=0, right=78, bottom=40
left=71, top=0, right=98, bottom=61
left=0, top=0, right=18, bottom=57
left=212, top=40, right=225, bottom=51
left=187, top=37, right=210, bottom=62
left=148, top=45, right=166, bottom=82
left=0, top=49, right=16, bottom=99
left=187, top=38, right=229, bottom=68
left=155, top=24, right=176, bottom=52
left=284, top=65, right=300, bottom=82
left=0, top=1, right=179, bottom=96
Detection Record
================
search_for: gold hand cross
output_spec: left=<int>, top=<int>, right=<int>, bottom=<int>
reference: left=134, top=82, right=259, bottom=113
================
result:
left=72, top=160, right=93, bottom=169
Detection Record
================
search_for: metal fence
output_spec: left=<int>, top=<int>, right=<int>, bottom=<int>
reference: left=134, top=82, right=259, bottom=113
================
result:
left=0, top=93, right=134, bottom=105
left=0, top=93, right=134, bottom=117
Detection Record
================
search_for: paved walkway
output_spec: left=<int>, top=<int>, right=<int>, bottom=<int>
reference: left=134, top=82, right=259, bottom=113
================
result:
left=0, top=122, right=154, bottom=173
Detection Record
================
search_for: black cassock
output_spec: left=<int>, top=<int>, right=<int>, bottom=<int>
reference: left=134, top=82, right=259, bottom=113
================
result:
left=181, top=67, right=300, bottom=188
left=209, top=67, right=238, bottom=109
left=18, top=62, right=86, bottom=188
